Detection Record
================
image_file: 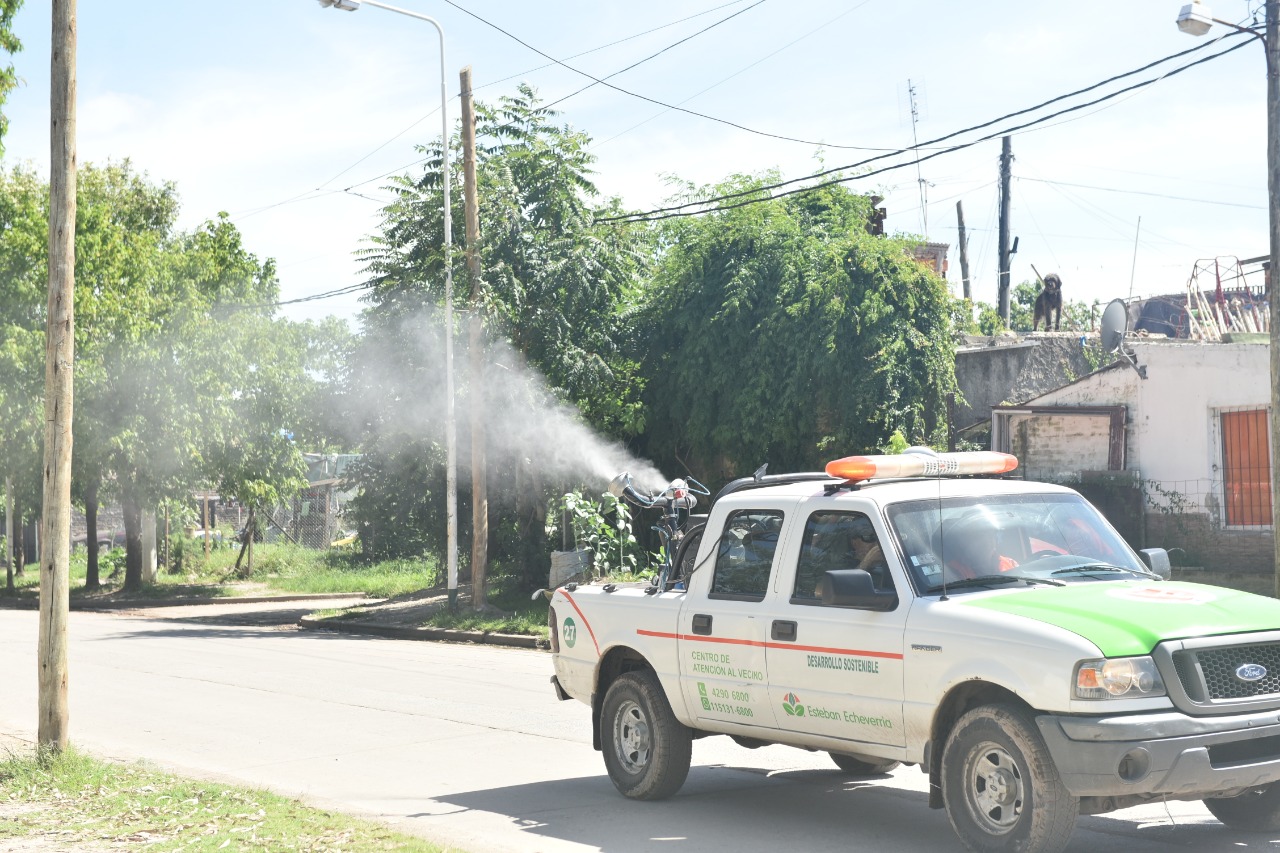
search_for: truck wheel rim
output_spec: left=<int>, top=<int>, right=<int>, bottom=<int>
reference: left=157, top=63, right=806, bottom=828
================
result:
left=962, top=741, right=1024, bottom=834
left=613, top=699, right=651, bottom=774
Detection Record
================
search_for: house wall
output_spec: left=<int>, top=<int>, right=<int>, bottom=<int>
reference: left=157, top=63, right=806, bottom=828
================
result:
left=1018, top=342, right=1272, bottom=571
left=1010, top=413, right=1112, bottom=479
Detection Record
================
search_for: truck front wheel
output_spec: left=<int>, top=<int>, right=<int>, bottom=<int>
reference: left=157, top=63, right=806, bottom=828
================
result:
left=601, top=671, right=692, bottom=800
left=941, top=703, right=1077, bottom=853
left=1204, top=785, right=1280, bottom=831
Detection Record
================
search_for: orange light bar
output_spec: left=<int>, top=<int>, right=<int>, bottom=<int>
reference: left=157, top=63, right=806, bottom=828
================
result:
left=825, top=451, right=1019, bottom=482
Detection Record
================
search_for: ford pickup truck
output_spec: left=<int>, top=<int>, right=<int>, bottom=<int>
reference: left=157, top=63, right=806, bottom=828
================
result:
left=547, top=449, right=1280, bottom=853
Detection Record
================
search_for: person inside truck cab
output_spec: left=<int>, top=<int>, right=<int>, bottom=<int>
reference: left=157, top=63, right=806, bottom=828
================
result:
left=845, top=516, right=887, bottom=573
left=943, top=511, right=1020, bottom=578
left=795, top=513, right=890, bottom=598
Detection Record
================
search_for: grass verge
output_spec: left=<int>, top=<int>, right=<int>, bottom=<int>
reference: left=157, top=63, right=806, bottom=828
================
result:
left=0, top=745, right=449, bottom=851
left=0, top=544, right=438, bottom=603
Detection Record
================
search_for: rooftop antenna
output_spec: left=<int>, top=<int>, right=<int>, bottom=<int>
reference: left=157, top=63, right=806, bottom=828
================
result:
left=1100, top=298, right=1147, bottom=379
left=908, top=80, right=928, bottom=238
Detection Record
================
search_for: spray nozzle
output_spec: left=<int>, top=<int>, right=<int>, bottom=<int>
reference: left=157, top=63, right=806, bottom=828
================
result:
left=609, top=471, right=656, bottom=509
left=608, top=472, right=633, bottom=498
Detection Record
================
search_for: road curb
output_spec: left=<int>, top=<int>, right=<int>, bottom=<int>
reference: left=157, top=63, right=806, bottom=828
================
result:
left=0, top=592, right=373, bottom=612
left=298, top=614, right=550, bottom=650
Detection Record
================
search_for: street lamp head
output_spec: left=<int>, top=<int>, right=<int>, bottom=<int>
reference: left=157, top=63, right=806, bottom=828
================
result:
left=1176, top=1, right=1213, bottom=35
left=317, top=0, right=361, bottom=10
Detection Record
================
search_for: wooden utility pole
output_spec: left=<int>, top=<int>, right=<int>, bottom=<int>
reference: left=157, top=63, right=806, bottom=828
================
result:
left=460, top=66, right=489, bottom=610
left=39, top=0, right=76, bottom=752
left=5, top=477, right=13, bottom=593
left=997, top=136, right=1013, bottom=325
left=955, top=200, right=971, bottom=301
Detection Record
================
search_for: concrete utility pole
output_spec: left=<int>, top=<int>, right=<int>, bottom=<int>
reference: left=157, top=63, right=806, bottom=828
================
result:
left=39, top=0, right=76, bottom=752
left=956, top=200, right=971, bottom=301
left=997, top=136, right=1013, bottom=325
left=460, top=66, right=489, bottom=610
left=1267, top=0, right=1280, bottom=598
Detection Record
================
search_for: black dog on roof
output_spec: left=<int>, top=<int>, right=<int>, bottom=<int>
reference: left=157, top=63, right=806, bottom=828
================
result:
left=1033, top=273, right=1063, bottom=331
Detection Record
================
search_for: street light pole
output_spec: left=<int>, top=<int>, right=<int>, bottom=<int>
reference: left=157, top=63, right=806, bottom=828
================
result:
left=1177, top=0, right=1280, bottom=593
left=1266, top=0, right=1280, bottom=598
left=317, top=0, right=458, bottom=604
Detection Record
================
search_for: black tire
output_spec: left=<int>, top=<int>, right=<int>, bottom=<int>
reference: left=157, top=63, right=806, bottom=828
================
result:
left=600, top=670, right=692, bottom=800
left=941, top=703, right=1077, bottom=853
left=672, top=523, right=706, bottom=583
left=829, top=751, right=901, bottom=775
left=1204, top=785, right=1280, bottom=831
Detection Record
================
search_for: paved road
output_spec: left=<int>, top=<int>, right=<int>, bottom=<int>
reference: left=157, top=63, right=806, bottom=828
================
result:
left=0, top=603, right=1271, bottom=852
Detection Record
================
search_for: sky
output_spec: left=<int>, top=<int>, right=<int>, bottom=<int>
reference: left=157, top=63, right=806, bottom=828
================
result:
left=0, top=0, right=1272, bottom=328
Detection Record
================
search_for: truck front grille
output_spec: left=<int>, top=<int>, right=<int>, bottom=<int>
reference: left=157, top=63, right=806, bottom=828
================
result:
left=1173, top=642, right=1280, bottom=702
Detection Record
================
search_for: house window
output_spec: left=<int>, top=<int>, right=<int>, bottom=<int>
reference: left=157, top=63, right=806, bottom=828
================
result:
left=1221, top=408, right=1272, bottom=527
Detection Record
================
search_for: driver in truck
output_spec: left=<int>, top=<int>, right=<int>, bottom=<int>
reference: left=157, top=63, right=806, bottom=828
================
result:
left=944, top=510, right=1020, bottom=578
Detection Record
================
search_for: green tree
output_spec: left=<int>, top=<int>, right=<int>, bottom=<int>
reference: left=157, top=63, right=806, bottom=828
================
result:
left=0, top=166, right=49, bottom=587
left=636, top=175, right=957, bottom=483
left=352, top=86, right=644, bottom=590
left=71, top=161, right=181, bottom=589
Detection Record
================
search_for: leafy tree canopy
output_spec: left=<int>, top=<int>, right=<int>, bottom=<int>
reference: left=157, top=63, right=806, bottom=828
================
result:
left=635, top=175, right=957, bottom=483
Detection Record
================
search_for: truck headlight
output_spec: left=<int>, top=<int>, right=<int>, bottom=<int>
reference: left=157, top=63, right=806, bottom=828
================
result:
left=1074, top=657, right=1165, bottom=700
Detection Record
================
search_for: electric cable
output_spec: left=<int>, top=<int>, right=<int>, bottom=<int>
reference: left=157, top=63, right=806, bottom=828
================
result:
left=589, top=0, right=878, bottom=151
left=231, top=0, right=759, bottom=221
left=1018, top=176, right=1265, bottom=210
left=443, top=0, right=1249, bottom=156
left=596, top=33, right=1256, bottom=224
left=537, top=0, right=768, bottom=114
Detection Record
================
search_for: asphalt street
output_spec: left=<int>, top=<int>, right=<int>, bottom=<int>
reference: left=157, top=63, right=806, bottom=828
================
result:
left=0, top=602, right=1275, bottom=852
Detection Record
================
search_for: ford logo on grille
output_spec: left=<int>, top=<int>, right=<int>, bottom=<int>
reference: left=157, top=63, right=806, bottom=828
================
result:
left=1236, top=663, right=1268, bottom=682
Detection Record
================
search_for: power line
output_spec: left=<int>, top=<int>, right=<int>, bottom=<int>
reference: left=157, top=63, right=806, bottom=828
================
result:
left=538, top=0, right=768, bottom=113
left=1018, top=176, right=1266, bottom=210
left=435, top=0, right=924, bottom=153
left=231, top=1, right=759, bottom=223
left=596, top=33, right=1256, bottom=224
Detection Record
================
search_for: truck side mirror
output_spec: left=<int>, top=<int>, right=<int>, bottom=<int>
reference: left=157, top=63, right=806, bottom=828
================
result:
left=817, top=569, right=898, bottom=611
left=1138, top=548, right=1172, bottom=580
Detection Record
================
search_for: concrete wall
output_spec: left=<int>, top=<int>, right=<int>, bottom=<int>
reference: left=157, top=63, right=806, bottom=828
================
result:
left=954, top=333, right=1095, bottom=429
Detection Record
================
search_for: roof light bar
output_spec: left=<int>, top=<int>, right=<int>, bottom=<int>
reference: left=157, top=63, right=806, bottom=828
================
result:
left=825, top=450, right=1019, bottom=482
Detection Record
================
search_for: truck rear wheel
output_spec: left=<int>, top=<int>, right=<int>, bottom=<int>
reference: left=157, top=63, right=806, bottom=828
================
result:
left=1204, top=785, right=1280, bottom=831
left=941, top=703, right=1077, bottom=853
left=601, top=670, right=692, bottom=800
left=829, top=752, right=901, bottom=775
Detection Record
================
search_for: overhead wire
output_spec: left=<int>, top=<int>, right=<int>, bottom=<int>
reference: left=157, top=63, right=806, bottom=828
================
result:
left=229, top=0, right=760, bottom=222
left=1017, top=176, right=1266, bottom=210
left=1015, top=182, right=1061, bottom=271
left=264, top=13, right=1259, bottom=306
left=595, top=32, right=1257, bottom=224
left=435, top=0, right=933, bottom=153
left=537, top=0, right=768, bottom=113
left=589, top=0, right=878, bottom=151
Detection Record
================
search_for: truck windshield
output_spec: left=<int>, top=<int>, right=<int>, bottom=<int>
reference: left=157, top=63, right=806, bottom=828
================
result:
left=885, top=493, right=1150, bottom=595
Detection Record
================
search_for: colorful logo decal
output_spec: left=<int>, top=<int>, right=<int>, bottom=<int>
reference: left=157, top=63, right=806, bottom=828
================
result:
left=1106, top=586, right=1216, bottom=605
left=782, top=692, right=805, bottom=717
left=562, top=617, right=578, bottom=648
left=697, top=681, right=711, bottom=710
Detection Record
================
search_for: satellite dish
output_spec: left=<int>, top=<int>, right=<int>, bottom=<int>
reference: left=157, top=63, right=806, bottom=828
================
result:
left=1098, top=298, right=1147, bottom=379
left=1100, top=299, right=1128, bottom=354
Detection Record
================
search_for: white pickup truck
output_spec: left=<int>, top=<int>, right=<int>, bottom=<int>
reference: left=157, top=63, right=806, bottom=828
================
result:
left=548, top=450, right=1280, bottom=853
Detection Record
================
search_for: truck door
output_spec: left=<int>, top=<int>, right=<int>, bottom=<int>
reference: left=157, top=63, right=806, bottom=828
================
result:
left=764, top=506, right=907, bottom=747
left=677, top=508, right=783, bottom=730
